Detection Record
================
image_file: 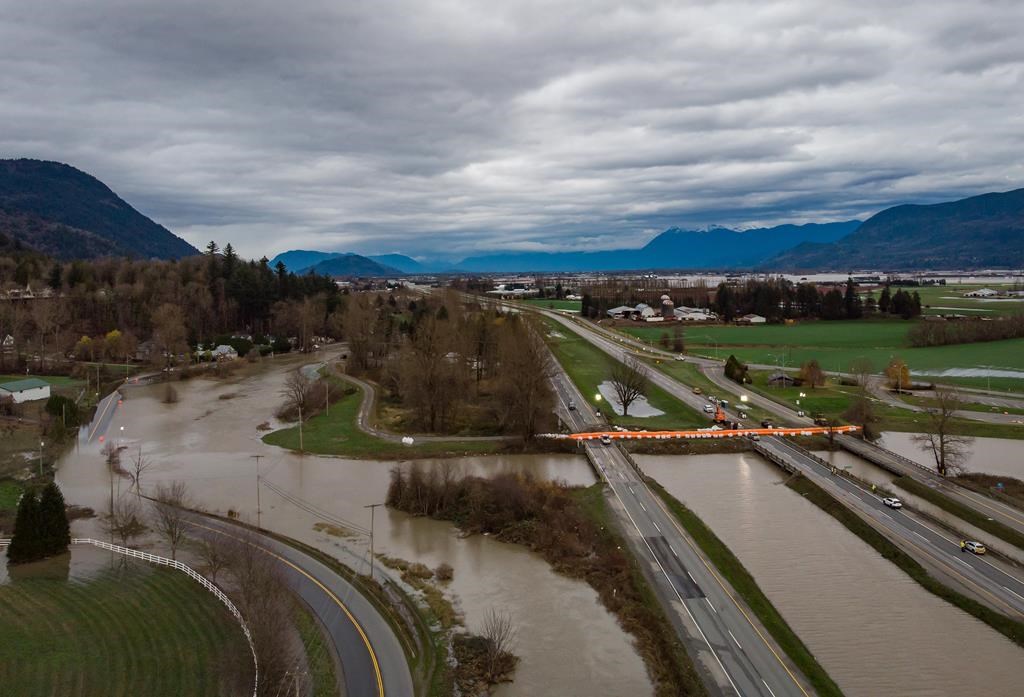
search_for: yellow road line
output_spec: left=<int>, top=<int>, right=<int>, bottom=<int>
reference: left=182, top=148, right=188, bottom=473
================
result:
left=188, top=520, right=385, bottom=697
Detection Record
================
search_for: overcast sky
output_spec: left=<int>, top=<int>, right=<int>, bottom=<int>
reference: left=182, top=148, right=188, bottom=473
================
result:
left=2, top=1, right=1023, bottom=260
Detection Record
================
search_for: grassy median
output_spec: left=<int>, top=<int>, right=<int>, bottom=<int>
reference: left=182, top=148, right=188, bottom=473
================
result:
left=896, top=476, right=1024, bottom=552
left=786, top=473, right=1024, bottom=648
left=646, top=478, right=843, bottom=697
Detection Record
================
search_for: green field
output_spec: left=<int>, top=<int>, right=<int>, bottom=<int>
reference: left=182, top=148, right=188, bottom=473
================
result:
left=0, top=559, right=251, bottom=696
left=522, top=298, right=582, bottom=312
left=542, top=319, right=704, bottom=430
left=620, top=320, right=1024, bottom=391
left=263, top=382, right=506, bottom=458
left=913, top=284, right=1024, bottom=317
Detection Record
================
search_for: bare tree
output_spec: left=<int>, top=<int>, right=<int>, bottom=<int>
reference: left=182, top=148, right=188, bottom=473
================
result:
left=151, top=481, right=190, bottom=560
left=151, top=303, right=189, bottom=371
left=849, top=357, right=875, bottom=390
left=482, top=608, right=518, bottom=681
left=197, top=537, right=231, bottom=585
left=104, top=495, right=146, bottom=547
left=129, top=447, right=153, bottom=498
left=493, top=317, right=556, bottom=439
left=609, top=355, right=649, bottom=417
left=280, top=368, right=313, bottom=419
left=912, top=386, right=973, bottom=477
left=798, top=359, right=825, bottom=388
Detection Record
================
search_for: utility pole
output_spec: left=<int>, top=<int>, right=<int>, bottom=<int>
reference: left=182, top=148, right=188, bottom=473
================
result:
left=251, top=454, right=264, bottom=529
left=364, top=503, right=383, bottom=580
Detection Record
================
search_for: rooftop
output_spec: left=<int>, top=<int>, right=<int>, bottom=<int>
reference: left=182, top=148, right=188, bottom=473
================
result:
left=0, top=377, right=50, bottom=392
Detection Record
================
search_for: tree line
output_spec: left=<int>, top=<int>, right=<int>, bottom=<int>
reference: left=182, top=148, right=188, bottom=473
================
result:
left=908, top=314, right=1024, bottom=347
left=0, top=241, right=342, bottom=373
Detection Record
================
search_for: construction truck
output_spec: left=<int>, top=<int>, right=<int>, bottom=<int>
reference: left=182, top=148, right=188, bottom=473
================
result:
left=712, top=405, right=729, bottom=426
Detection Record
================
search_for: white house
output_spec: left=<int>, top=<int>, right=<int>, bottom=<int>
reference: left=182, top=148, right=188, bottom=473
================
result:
left=737, top=313, right=767, bottom=324
left=964, top=288, right=998, bottom=298
left=212, top=345, right=239, bottom=360
left=0, top=377, right=51, bottom=403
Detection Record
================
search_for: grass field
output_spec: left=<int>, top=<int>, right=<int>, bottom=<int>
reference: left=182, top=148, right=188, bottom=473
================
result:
left=522, top=298, right=582, bottom=312
left=913, top=284, right=1024, bottom=317
left=619, top=320, right=1024, bottom=392
left=541, top=319, right=704, bottom=430
left=0, top=559, right=251, bottom=696
left=262, top=383, right=506, bottom=458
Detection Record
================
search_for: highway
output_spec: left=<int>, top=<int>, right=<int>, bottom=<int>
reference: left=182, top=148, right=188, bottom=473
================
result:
left=537, top=308, right=1024, bottom=617
left=756, top=437, right=1024, bottom=619
left=549, top=357, right=812, bottom=697
left=540, top=309, right=1024, bottom=544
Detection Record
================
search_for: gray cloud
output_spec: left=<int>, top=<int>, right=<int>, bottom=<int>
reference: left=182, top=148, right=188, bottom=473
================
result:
left=1, top=0, right=1023, bottom=260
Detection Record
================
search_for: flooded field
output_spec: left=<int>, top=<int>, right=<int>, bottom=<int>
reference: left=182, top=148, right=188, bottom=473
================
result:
left=880, top=431, right=1024, bottom=479
left=639, top=452, right=1024, bottom=697
left=53, top=361, right=652, bottom=697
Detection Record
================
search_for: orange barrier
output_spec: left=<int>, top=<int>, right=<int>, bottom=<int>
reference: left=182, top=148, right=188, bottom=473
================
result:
left=568, top=425, right=860, bottom=441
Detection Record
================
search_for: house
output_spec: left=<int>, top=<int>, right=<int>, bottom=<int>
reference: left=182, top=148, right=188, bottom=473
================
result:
left=767, top=372, right=799, bottom=387
left=964, top=288, right=997, bottom=298
left=1, top=334, right=13, bottom=354
left=737, top=314, right=767, bottom=324
left=212, top=345, right=239, bottom=360
left=0, top=377, right=51, bottom=403
left=135, top=340, right=156, bottom=362
left=607, top=305, right=635, bottom=319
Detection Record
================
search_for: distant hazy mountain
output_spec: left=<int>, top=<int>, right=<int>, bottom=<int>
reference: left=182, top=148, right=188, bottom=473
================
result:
left=770, top=188, right=1024, bottom=270
left=0, top=159, right=198, bottom=260
left=303, top=254, right=401, bottom=277
left=269, top=250, right=425, bottom=274
left=454, top=221, right=861, bottom=272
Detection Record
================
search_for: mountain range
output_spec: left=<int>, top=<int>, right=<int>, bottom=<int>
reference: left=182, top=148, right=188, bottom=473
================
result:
left=0, top=159, right=198, bottom=260
left=768, top=187, right=1024, bottom=270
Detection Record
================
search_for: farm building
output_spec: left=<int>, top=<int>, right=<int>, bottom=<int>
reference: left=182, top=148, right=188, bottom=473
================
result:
left=737, top=314, right=767, bottom=324
left=964, top=288, right=998, bottom=298
left=0, top=377, right=51, bottom=403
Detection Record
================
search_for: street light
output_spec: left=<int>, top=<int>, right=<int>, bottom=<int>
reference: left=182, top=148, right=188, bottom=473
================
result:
left=595, top=394, right=602, bottom=402
left=38, top=441, right=44, bottom=477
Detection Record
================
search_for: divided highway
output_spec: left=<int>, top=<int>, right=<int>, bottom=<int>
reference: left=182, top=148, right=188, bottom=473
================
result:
left=537, top=308, right=1024, bottom=619
left=550, top=359, right=811, bottom=697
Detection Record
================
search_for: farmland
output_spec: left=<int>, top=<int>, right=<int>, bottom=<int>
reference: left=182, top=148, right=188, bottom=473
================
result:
left=0, top=557, right=251, bottom=696
left=618, top=320, right=1024, bottom=392
left=521, top=298, right=582, bottom=312
left=913, top=284, right=1024, bottom=317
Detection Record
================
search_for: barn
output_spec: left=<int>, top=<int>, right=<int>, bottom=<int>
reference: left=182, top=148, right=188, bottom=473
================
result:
left=0, top=377, right=52, bottom=404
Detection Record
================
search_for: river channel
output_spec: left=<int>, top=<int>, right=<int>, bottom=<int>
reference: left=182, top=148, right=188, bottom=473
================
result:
left=879, top=431, right=1024, bottom=480
left=639, top=452, right=1024, bottom=697
left=53, top=360, right=652, bottom=697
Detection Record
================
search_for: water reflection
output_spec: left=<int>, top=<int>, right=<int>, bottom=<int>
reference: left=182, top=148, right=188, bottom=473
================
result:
left=639, top=453, right=1024, bottom=697
left=879, top=432, right=1024, bottom=480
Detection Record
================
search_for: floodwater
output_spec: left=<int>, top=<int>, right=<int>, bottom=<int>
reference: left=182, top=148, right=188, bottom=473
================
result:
left=879, top=431, right=1024, bottom=480
left=53, top=360, right=652, bottom=697
left=597, top=380, right=665, bottom=417
left=638, top=453, right=1024, bottom=697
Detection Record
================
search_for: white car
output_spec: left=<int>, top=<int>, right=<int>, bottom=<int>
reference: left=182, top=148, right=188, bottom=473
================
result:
left=600, top=434, right=612, bottom=446
left=797, top=410, right=805, bottom=417
left=568, top=400, right=577, bottom=411
left=963, top=540, right=987, bottom=555
left=703, top=404, right=715, bottom=413
left=882, top=497, right=903, bottom=509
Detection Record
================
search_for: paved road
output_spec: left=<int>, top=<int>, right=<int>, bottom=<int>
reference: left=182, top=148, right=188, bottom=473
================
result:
left=756, top=437, right=1024, bottom=619
left=186, top=514, right=414, bottom=697
left=549, top=355, right=811, bottom=697
left=543, top=312, right=1024, bottom=544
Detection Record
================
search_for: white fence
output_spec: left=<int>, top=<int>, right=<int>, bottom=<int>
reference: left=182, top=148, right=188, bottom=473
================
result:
left=0, top=537, right=257, bottom=697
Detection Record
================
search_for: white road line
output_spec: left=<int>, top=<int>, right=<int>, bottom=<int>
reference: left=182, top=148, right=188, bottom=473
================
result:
left=913, top=531, right=928, bottom=541
left=955, top=557, right=971, bottom=568
left=670, top=545, right=679, bottom=557
left=639, top=501, right=647, bottom=512
left=687, top=571, right=696, bottom=583
left=653, top=521, right=662, bottom=532
left=728, top=629, right=742, bottom=650
left=763, top=679, right=778, bottom=697
left=706, top=598, right=717, bottom=613
left=1003, top=585, right=1024, bottom=603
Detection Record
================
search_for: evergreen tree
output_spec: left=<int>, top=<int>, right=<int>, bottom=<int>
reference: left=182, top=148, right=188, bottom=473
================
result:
left=878, top=284, right=892, bottom=314
left=843, top=278, right=863, bottom=319
left=38, top=482, right=71, bottom=556
left=6, top=491, right=41, bottom=564
left=47, top=263, right=63, bottom=290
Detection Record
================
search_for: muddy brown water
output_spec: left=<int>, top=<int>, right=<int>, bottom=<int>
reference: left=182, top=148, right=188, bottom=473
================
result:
left=639, top=453, right=1024, bottom=697
left=879, top=431, right=1024, bottom=480
left=54, top=365, right=652, bottom=697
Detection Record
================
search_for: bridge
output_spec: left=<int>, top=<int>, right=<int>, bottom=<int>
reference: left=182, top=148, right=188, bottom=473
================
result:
left=565, top=424, right=860, bottom=441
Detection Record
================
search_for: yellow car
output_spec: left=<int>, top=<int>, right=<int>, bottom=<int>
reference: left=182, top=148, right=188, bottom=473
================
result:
left=692, top=387, right=703, bottom=395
